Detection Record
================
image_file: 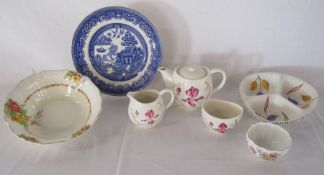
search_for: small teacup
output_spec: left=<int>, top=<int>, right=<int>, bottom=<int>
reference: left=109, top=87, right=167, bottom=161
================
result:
left=247, top=122, right=292, bottom=160
left=201, top=99, right=243, bottom=134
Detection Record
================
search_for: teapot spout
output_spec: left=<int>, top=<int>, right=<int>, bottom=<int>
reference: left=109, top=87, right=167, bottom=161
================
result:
left=158, top=67, right=173, bottom=89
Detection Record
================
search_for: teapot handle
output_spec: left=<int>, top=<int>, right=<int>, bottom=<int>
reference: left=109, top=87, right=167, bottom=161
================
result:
left=159, top=89, right=175, bottom=109
left=211, top=68, right=227, bottom=93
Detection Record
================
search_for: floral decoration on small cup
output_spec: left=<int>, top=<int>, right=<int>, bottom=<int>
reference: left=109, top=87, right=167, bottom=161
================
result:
left=246, top=122, right=292, bottom=161
left=202, top=99, right=243, bottom=135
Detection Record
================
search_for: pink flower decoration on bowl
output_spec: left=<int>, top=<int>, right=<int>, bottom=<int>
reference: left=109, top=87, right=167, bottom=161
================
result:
left=176, top=87, right=181, bottom=95
left=216, top=122, right=228, bottom=133
left=181, top=86, right=204, bottom=106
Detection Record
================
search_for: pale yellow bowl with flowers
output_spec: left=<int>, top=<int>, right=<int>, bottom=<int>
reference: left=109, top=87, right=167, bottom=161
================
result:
left=3, top=70, right=102, bottom=144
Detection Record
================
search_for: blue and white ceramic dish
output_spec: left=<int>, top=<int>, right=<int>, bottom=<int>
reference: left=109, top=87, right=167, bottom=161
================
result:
left=72, top=7, right=163, bottom=96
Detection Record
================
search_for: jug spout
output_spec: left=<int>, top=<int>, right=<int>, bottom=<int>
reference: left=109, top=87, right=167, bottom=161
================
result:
left=127, top=91, right=136, bottom=100
left=158, top=67, right=173, bottom=89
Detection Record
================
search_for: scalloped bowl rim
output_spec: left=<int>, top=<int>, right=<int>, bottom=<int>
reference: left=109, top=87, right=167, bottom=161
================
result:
left=246, top=122, right=292, bottom=152
left=3, top=70, right=102, bottom=144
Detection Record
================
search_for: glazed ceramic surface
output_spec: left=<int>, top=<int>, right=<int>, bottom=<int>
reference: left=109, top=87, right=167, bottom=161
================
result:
left=201, top=99, right=243, bottom=134
left=158, top=65, right=226, bottom=110
left=247, top=122, right=292, bottom=160
left=3, top=70, right=102, bottom=144
left=239, top=72, right=319, bottom=124
left=72, top=6, right=162, bottom=96
left=127, top=89, right=174, bottom=128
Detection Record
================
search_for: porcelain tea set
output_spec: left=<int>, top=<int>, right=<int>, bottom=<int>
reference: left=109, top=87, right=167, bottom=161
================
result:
left=158, top=65, right=227, bottom=110
left=127, top=89, right=174, bottom=128
left=3, top=6, right=319, bottom=161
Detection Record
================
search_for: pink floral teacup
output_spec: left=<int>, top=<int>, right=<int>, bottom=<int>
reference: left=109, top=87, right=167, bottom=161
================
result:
left=127, top=89, right=174, bottom=128
left=202, top=99, right=243, bottom=134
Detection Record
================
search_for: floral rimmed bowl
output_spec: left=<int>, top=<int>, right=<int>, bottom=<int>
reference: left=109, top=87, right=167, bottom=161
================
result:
left=239, top=72, right=319, bottom=124
left=247, top=122, right=292, bottom=160
left=3, top=70, right=102, bottom=144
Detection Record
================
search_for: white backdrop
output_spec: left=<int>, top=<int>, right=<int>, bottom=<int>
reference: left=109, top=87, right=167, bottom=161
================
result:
left=0, top=0, right=324, bottom=175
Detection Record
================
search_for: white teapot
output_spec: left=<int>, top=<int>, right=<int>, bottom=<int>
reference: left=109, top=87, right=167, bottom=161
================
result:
left=158, top=64, right=226, bottom=110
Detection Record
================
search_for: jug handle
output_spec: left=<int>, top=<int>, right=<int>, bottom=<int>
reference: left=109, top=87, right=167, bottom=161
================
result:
left=159, top=89, right=175, bottom=109
left=211, top=68, right=227, bottom=93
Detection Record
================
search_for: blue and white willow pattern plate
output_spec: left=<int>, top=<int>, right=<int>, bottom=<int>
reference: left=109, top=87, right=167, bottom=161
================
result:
left=72, top=7, right=162, bottom=96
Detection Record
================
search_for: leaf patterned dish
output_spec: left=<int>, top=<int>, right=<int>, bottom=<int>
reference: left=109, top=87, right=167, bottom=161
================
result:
left=3, top=70, right=102, bottom=144
left=239, top=72, right=319, bottom=124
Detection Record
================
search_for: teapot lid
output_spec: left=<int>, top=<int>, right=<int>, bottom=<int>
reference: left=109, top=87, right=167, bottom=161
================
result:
left=177, top=65, right=207, bottom=80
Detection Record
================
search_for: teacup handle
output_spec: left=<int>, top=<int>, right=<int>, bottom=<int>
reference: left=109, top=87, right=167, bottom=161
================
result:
left=159, top=89, right=175, bottom=109
left=211, top=68, right=227, bottom=93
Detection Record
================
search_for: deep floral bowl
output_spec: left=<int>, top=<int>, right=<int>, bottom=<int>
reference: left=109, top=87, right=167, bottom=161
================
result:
left=3, top=70, right=102, bottom=144
left=201, top=99, right=243, bottom=134
left=247, top=122, right=292, bottom=160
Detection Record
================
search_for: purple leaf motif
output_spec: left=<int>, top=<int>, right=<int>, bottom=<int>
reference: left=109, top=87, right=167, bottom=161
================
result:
left=267, top=114, right=278, bottom=121
left=288, top=97, right=299, bottom=105
left=257, top=91, right=264, bottom=95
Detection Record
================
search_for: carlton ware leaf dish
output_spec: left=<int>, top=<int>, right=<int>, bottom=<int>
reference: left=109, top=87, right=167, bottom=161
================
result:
left=72, top=6, right=163, bottom=96
left=3, top=70, right=102, bottom=144
left=239, top=72, right=319, bottom=124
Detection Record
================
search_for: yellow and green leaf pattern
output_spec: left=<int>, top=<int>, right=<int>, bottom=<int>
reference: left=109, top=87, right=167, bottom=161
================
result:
left=72, top=125, right=90, bottom=138
left=18, top=134, right=38, bottom=143
left=250, top=75, right=270, bottom=95
left=262, top=79, right=269, bottom=91
left=250, top=80, right=258, bottom=91
left=286, top=83, right=315, bottom=109
left=64, top=71, right=83, bottom=83
left=302, top=95, right=311, bottom=102
left=4, top=99, right=30, bottom=128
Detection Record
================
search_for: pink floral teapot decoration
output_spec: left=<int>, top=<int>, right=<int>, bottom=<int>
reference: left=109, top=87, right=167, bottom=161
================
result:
left=158, top=64, right=226, bottom=110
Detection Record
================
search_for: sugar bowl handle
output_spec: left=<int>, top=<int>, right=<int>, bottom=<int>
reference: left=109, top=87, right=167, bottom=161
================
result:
left=211, top=68, right=227, bottom=93
left=159, top=89, right=175, bottom=109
